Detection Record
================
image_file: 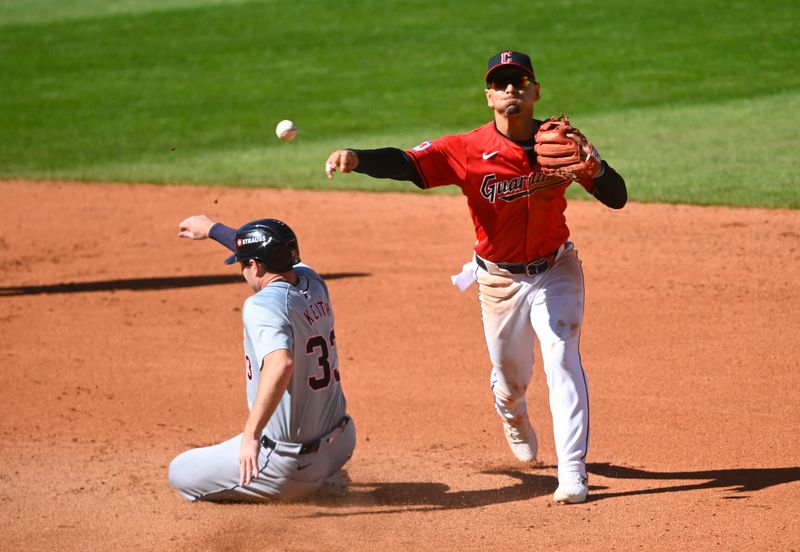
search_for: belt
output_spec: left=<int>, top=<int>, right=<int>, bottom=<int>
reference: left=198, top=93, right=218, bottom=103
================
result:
left=260, top=415, right=350, bottom=455
left=475, top=248, right=560, bottom=276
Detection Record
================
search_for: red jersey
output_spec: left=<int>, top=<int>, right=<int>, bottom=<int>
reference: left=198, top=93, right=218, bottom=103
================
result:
left=406, top=121, right=593, bottom=263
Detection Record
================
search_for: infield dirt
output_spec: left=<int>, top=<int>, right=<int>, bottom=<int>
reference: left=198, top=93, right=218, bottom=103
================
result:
left=1, top=180, right=798, bottom=551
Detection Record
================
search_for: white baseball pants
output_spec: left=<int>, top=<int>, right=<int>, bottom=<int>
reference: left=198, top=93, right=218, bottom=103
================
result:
left=477, top=242, right=589, bottom=479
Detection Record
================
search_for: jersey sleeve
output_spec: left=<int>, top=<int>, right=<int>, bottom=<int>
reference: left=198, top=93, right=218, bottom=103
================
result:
left=243, top=298, right=293, bottom=370
left=405, top=134, right=466, bottom=189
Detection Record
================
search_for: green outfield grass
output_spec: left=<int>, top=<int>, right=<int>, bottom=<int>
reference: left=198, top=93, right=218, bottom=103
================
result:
left=1, top=0, right=798, bottom=207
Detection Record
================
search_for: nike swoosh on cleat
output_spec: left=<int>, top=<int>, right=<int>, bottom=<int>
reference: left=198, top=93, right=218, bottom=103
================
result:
left=297, top=463, right=312, bottom=471
left=482, top=151, right=499, bottom=160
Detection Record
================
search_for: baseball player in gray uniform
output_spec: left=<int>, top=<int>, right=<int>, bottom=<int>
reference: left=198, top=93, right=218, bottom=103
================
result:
left=169, top=216, right=355, bottom=502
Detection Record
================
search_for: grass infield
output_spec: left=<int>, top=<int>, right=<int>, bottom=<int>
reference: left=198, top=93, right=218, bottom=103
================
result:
left=1, top=0, right=797, bottom=208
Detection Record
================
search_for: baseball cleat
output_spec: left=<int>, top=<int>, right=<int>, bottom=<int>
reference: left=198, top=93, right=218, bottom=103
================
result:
left=553, top=474, right=588, bottom=504
left=502, top=417, right=538, bottom=462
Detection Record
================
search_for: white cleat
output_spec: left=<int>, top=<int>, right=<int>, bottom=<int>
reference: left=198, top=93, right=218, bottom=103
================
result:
left=502, top=418, right=538, bottom=462
left=553, top=473, right=588, bottom=504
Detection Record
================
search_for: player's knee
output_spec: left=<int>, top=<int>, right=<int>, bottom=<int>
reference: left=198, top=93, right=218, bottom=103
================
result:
left=549, top=318, right=582, bottom=342
left=492, top=380, right=523, bottom=401
left=491, top=378, right=528, bottom=411
left=489, top=361, right=531, bottom=400
left=167, top=456, right=185, bottom=491
left=168, top=454, right=197, bottom=500
left=543, top=337, right=582, bottom=364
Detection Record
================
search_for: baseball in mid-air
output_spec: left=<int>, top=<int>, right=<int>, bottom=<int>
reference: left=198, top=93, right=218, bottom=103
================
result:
left=275, top=119, right=297, bottom=142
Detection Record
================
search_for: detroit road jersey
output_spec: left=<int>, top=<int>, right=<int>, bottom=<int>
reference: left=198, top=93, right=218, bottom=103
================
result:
left=169, top=263, right=355, bottom=502
left=243, top=264, right=346, bottom=444
left=407, top=121, right=592, bottom=263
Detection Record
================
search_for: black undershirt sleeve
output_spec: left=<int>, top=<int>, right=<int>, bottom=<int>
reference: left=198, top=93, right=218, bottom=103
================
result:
left=591, top=161, right=627, bottom=209
left=209, top=223, right=237, bottom=252
left=350, top=148, right=424, bottom=188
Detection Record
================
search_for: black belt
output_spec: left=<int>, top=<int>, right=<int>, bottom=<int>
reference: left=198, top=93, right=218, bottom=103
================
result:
left=475, top=248, right=560, bottom=276
left=260, top=415, right=350, bottom=455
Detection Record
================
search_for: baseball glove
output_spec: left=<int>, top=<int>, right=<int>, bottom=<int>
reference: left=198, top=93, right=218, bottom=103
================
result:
left=534, top=114, right=601, bottom=185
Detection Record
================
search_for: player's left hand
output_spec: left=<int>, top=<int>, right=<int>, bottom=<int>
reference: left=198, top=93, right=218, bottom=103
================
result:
left=534, top=115, right=602, bottom=183
left=178, top=215, right=216, bottom=240
left=566, top=132, right=603, bottom=178
left=238, top=434, right=261, bottom=487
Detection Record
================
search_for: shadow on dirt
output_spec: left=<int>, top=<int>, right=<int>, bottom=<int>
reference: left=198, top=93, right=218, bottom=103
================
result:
left=305, top=468, right=558, bottom=516
left=586, top=463, right=800, bottom=500
left=303, top=463, right=800, bottom=515
left=0, top=272, right=370, bottom=296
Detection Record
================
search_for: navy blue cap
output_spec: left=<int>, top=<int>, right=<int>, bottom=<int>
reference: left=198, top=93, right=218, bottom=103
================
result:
left=485, top=50, right=535, bottom=81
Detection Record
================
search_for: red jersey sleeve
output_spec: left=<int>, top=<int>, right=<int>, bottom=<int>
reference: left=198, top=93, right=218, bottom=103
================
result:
left=405, top=134, right=466, bottom=190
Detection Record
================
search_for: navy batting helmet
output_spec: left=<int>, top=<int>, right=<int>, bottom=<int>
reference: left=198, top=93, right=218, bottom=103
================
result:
left=223, top=219, right=300, bottom=273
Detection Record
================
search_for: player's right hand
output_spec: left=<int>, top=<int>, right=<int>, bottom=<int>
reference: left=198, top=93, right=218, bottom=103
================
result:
left=238, top=434, right=261, bottom=487
left=178, top=215, right=216, bottom=240
left=324, top=149, right=359, bottom=179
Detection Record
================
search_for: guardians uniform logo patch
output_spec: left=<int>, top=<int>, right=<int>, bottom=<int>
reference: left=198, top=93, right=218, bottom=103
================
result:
left=480, top=171, right=570, bottom=203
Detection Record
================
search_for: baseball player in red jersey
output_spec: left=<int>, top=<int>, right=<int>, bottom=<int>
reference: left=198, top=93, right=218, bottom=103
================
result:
left=325, top=51, right=627, bottom=504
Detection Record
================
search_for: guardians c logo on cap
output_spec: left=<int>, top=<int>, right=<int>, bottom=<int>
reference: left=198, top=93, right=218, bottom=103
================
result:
left=485, top=50, right=535, bottom=81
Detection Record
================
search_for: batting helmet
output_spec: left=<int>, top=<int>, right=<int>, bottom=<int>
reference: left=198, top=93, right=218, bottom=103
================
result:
left=223, top=219, right=300, bottom=273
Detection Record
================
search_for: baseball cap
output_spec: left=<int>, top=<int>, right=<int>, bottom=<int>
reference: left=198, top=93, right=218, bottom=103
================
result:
left=485, top=50, right=535, bottom=82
